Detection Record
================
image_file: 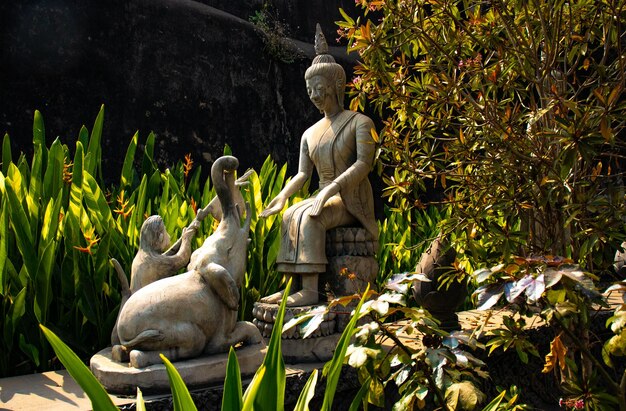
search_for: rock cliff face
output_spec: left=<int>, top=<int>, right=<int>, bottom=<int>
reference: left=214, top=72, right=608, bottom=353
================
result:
left=0, top=0, right=360, bottom=180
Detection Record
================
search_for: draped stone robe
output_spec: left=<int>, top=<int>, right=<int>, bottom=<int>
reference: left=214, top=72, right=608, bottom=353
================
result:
left=276, top=109, right=378, bottom=274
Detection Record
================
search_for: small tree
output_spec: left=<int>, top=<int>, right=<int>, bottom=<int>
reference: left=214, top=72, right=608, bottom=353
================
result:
left=340, top=1, right=626, bottom=408
left=340, top=0, right=626, bottom=271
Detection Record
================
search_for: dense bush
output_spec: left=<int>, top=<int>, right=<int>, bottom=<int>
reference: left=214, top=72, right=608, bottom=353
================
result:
left=341, top=0, right=626, bottom=272
left=338, top=1, right=626, bottom=409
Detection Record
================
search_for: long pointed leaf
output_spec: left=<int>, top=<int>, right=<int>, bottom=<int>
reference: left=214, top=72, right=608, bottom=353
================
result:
left=69, top=142, right=84, bottom=222
left=252, top=279, right=291, bottom=411
left=127, top=174, right=147, bottom=242
left=4, top=181, right=37, bottom=280
left=160, top=354, right=198, bottom=411
left=121, top=132, right=138, bottom=190
left=293, top=369, right=318, bottom=411
left=136, top=388, right=147, bottom=411
left=27, top=136, right=43, bottom=227
left=34, top=239, right=57, bottom=324
left=40, top=194, right=62, bottom=251
left=222, top=347, right=243, bottom=411
left=78, top=125, right=89, bottom=150
left=141, top=132, right=156, bottom=176
left=39, top=324, right=118, bottom=411
left=7, top=287, right=27, bottom=347
left=0, top=199, right=8, bottom=293
left=83, top=172, right=114, bottom=234
left=32, top=110, right=45, bottom=150
left=42, top=138, right=65, bottom=201
left=2, top=133, right=11, bottom=175
left=242, top=365, right=266, bottom=411
left=321, top=284, right=370, bottom=411
left=85, top=105, right=104, bottom=179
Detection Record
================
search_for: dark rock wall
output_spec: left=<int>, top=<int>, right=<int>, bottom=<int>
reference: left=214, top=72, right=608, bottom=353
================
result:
left=0, top=0, right=360, bottom=182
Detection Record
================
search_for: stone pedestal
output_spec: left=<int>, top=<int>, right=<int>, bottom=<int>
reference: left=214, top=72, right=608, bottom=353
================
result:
left=252, top=302, right=345, bottom=363
left=89, top=342, right=266, bottom=394
left=252, top=303, right=337, bottom=339
left=322, top=227, right=378, bottom=298
left=252, top=227, right=378, bottom=363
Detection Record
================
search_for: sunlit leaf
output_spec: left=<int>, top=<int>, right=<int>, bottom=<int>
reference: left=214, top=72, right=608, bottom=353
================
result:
left=444, top=381, right=485, bottom=411
left=136, top=388, right=146, bottom=411
left=160, top=354, right=198, bottom=411
left=222, top=347, right=243, bottom=411
left=293, top=369, right=318, bottom=411
left=525, top=274, right=545, bottom=302
left=475, top=283, right=504, bottom=310
left=542, top=334, right=568, bottom=373
left=322, top=285, right=370, bottom=410
left=507, top=275, right=533, bottom=302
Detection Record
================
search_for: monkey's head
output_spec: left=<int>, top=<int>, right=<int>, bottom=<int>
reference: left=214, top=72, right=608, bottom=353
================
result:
left=139, top=215, right=170, bottom=253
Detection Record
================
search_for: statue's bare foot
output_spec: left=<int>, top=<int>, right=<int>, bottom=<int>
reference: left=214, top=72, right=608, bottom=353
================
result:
left=260, top=289, right=285, bottom=304
left=286, top=290, right=319, bottom=307
left=111, top=344, right=129, bottom=363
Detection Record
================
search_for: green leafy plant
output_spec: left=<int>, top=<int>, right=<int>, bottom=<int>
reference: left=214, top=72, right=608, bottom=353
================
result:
left=340, top=0, right=626, bottom=270
left=340, top=1, right=626, bottom=408
left=249, top=2, right=302, bottom=63
left=377, top=204, right=445, bottom=288
left=0, top=106, right=124, bottom=376
left=473, top=257, right=624, bottom=409
left=329, top=274, right=532, bottom=411
left=238, top=157, right=309, bottom=320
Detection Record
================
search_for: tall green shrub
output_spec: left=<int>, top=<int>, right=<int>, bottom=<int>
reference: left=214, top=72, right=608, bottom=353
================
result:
left=0, top=106, right=123, bottom=376
left=340, top=0, right=626, bottom=271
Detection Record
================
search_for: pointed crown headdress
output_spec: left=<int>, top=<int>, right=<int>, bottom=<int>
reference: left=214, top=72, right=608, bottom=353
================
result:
left=305, top=24, right=346, bottom=107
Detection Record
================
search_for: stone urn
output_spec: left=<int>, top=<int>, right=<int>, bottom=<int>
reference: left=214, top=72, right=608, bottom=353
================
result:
left=412, top=235, right=467, bottom=330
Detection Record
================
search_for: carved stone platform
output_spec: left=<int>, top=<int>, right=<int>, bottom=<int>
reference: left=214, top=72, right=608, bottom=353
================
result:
left=252, top=227, right=378, bottom=363
left=252, top=302, right=354, bottom=363
left=322, top=227, right=378, bottom=298
left=89, top=342, right=266, bottom=394
left=252, top=303, right=337, bottom=339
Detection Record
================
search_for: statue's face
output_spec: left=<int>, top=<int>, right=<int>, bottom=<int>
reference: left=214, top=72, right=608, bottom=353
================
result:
left=158, top=221, right=171, bottom=252
left=306, top=75, right=336, bottom=112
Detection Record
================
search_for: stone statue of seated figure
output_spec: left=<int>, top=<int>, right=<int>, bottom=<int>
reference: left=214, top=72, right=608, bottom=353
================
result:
left=112, top=156, right=262, bottom=368
left=259, top=24, right=378, bottom=307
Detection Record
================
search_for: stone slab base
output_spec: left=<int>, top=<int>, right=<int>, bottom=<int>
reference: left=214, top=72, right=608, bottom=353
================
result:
left=90, top=342, right=266, bottom=395
left=280, top=333, right=342, bottom=364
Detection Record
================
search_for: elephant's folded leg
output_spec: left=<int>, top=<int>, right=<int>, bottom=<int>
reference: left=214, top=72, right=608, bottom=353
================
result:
left=128, top=323, right=207, bottom=368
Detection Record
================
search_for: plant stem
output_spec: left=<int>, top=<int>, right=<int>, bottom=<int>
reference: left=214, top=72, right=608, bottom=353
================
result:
left=552, top=313, right=625, bottom=409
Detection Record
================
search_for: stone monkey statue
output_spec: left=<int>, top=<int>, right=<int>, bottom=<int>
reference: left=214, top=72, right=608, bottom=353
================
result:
left=110, top=217, right=197, bottom=346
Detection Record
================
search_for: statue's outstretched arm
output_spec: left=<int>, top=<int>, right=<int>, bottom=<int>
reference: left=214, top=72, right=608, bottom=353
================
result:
left=260, top=134, right=313, bottom=217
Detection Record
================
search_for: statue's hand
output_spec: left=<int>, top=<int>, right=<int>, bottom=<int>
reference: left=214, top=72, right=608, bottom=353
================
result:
left=182, top=224, right=197, bottom=240
left=188, top=220, right=201, bottom=232
left=196, top=204, right=211, bottom=221
left=260, top=196, right=286, bottom=218
left=235, top=169, right=254, bottom=187
left=310, top=183, right=338, bottom=217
